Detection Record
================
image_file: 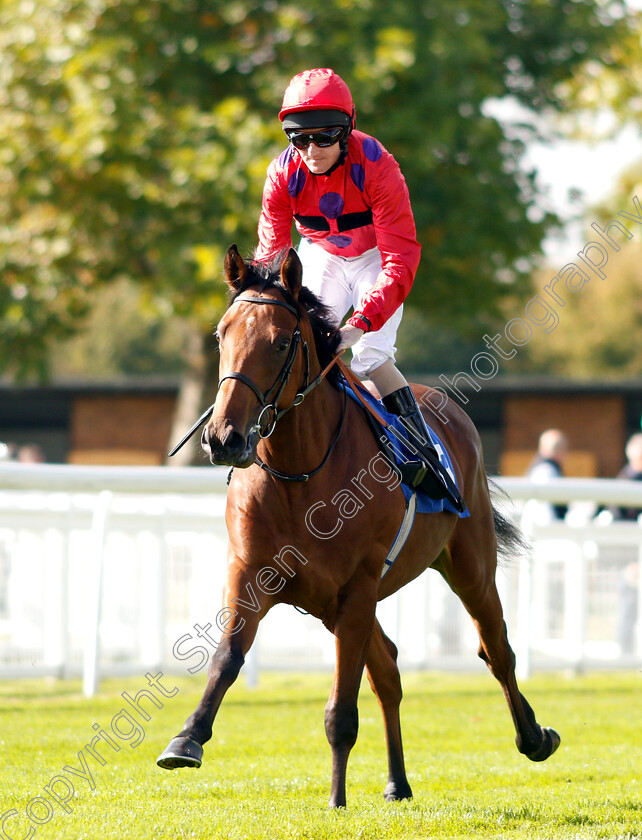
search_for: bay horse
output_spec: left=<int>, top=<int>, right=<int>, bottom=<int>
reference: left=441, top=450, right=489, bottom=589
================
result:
left=157, top=245, right=560, bottom=807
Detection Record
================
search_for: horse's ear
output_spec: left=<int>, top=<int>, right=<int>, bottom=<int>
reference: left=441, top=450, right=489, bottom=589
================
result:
left=224, top=244, right=247, bottom=291
left=280, top=248, right=302, bottom=299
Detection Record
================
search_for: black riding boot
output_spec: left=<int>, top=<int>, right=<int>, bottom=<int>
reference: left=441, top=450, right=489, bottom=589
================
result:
left=382, top=386, right=466, bottom=512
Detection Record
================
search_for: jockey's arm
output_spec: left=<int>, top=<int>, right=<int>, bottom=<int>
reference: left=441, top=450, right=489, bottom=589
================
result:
left=256, top=162, right=294, bottom=262
left=346, top=154, right=421, bottom=334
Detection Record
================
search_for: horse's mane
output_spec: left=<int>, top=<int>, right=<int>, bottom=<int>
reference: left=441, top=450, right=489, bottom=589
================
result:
left=231, top=252, right=343, bottom=386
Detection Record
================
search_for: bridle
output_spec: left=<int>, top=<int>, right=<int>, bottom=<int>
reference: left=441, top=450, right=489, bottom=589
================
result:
left=218, top=295, right=309, bottom=440
left=168, top=292, right=345, bottom=482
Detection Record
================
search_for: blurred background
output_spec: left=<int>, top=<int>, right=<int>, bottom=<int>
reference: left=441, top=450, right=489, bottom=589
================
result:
left=1, top=0, right=642, bottom=684
left=1, top=0, right=641, bottom=474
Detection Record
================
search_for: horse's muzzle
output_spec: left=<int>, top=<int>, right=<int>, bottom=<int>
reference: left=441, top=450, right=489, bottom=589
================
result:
left=201, top=425, right=258, bottom=468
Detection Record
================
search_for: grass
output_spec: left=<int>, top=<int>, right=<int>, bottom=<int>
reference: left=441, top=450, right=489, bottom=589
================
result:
left=0, top=670, right=640, bottom=839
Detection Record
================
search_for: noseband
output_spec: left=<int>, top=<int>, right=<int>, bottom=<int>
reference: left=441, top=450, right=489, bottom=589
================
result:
left=218, top=295, right=309, bottom=439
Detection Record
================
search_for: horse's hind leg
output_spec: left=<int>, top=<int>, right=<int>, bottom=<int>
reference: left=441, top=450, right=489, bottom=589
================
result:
left=365, top=619, right=412, bottom=802
left=443, top=545, right=560, bottom=762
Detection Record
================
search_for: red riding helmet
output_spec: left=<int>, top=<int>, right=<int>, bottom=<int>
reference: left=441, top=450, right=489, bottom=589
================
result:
left=279, top=68, right=356, bottom=131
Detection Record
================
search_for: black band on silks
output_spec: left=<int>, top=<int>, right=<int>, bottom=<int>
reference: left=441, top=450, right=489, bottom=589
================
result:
left=352, top=313, right=372, bottom=331
left=294, top=209, right=373, bottom=233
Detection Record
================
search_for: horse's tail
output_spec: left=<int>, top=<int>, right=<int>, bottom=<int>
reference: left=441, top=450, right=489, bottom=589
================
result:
left=488, top=477, right=529, bottom=563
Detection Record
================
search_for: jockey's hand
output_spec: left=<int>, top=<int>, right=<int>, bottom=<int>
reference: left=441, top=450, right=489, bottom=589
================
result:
left=337, top=325, right=364, bottom=353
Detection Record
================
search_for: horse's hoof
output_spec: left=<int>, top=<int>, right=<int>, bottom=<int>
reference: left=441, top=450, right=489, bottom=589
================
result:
left=156, top=736, right=203, bottom=769
left=528, top=726, right=561, bottom=762
left=384, top=780, right=413, bottom=802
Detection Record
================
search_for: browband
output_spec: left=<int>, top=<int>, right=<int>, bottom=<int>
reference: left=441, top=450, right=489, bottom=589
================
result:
left=231, top=295, right=299, bottom=318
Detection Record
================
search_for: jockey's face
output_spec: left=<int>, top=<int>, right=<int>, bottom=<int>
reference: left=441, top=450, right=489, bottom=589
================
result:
left=293, top=127, right=343, bottom=175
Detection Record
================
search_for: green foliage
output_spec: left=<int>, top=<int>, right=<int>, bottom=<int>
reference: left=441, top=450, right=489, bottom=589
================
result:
left=555, top=8, right=642, bottom=140
left=505, top=167, right=642, bottom=378
left=506, top=243, right=642, bottom=378
left=0, top=0, right=632, bottom=379
left=396, top=306, right=486, bottom=373
left=48, top=277, right=191, bottom=378
left=0, top=672, right=640, bottom=838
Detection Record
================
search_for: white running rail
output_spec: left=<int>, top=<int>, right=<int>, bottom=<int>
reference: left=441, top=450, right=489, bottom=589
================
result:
left=0, top=464, right=640, bottom=695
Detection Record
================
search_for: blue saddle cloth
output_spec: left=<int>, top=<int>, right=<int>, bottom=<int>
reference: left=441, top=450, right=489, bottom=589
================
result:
left=340, top=379, right=469, bottom=518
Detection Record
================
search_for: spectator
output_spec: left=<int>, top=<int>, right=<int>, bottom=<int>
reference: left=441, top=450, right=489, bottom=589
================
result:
left=17, top=443, right=46, bottom=463
left=610, top=433, right=642, bottom=521
left=526, top=429, right=569, bottom=521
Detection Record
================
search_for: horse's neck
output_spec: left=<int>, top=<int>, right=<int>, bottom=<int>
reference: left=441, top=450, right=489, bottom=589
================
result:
left=258, top=377, right=343, bottom=475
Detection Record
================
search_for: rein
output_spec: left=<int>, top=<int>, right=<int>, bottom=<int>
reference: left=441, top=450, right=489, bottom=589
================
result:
left=255, top=384, right=346, bottom=482
left=168, top=294, right=344, bottom=482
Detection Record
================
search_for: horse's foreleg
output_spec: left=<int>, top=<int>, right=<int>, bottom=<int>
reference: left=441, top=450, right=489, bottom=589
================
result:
left=365, top=619, right=412, bottom=802
left=456, top=579, right=561, bottom=762
left=157, top=598, right=261, bottom=770
left=325, top=580, right=378, bottom=808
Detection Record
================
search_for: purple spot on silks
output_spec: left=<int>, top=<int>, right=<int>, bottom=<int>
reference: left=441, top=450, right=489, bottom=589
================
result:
left=351, top=164, right=366, bottom=191
left=319, top=192, right=344, bottom=219
left=327, top=234, right=352, bottom=248
left=287, top=169, right=306, bottom=197
left=278, top=147, right=294, bottom=168
left=362, top=138, right=382, bottom=162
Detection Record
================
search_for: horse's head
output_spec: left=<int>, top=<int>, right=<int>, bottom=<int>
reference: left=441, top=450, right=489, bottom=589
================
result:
left=201, top=245, right=315, bottom=467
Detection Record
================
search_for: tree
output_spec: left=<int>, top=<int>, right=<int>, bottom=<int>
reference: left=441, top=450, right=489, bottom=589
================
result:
left=0, top=0, right=277, bottom=379
left=505, top=163, right=642, bottom=378
left=552, top=4, right=641, bottom=141
left=48, top=278, right=192, bottom=378
left=503, top=239, right=642, bottom=378
left=0, top=0, right=633, bottom=455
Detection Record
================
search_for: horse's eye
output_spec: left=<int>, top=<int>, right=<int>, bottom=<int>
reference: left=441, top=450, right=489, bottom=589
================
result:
left=277, top=337, right=291, bottom=353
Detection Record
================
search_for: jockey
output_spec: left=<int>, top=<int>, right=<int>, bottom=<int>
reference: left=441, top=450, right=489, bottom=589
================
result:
left=256, top=68, right=463, bottom=510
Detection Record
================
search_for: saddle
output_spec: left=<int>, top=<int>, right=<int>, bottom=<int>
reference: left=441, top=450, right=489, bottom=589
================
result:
left=336, top=360, right=468, bottom=518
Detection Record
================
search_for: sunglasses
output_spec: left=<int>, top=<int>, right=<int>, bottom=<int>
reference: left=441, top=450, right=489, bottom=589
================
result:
left=286, top=127, right=345, bottom=150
